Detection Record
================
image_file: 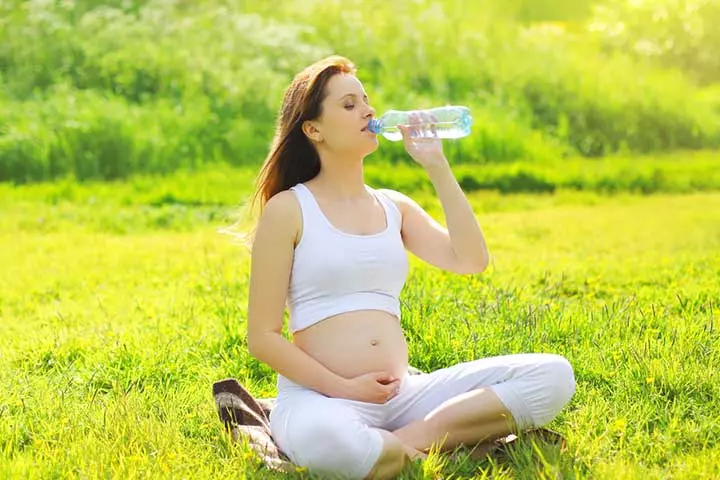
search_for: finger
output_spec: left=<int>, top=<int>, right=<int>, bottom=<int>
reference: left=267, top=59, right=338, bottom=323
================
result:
left=409, top=111, right=421, bottom=138
left=397, top=125, right=408, bottom=139
left=429, top=112, right=438, bottom=137
left=382, top=382, right=400, bottom=395
left=417, top=111, right=428, bottom=138
left=398, top=124, right=414, bottom=143
left=385, top=385, right=400, bottom=399
left=422, top=111, right=437, bottom=138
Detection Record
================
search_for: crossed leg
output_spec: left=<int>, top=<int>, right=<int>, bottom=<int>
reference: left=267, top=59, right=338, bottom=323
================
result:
left=272, top=353, right=575, bottom=480
left=387, top=353, right=576, bottom=455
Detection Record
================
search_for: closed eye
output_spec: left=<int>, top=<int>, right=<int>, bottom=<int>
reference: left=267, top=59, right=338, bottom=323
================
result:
left=344, top=105, right=354, bottom=110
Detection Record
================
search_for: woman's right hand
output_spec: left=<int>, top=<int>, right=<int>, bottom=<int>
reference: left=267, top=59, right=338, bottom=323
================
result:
left=336, top=371, right=401, bottom=404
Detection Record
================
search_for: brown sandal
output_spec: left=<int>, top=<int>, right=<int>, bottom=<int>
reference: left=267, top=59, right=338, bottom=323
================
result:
left=212, top=379, right=296, bottom=473
left=212, top=378, right=271, bottom=430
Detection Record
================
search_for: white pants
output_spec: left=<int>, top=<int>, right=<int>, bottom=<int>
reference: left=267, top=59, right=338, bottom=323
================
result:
left=269, top=353, right=576, bottom=479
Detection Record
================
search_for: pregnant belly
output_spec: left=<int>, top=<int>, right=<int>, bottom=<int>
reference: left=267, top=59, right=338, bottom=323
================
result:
left=292, top=310, right=409, bottom=381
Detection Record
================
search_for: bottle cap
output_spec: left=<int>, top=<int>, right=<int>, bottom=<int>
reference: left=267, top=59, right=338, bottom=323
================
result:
left=367, top=118, right=382, bottom=134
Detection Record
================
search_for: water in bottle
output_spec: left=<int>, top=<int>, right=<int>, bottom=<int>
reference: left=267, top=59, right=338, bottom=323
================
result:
left=367, top=105, right=473, bottom=141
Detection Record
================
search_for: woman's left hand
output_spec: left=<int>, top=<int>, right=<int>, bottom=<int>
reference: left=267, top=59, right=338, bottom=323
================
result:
left=397, top=111, right=448, bottom=170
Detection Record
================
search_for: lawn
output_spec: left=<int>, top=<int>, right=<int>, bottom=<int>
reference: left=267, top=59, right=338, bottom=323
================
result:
left=1, top=165, right=718, bottom=479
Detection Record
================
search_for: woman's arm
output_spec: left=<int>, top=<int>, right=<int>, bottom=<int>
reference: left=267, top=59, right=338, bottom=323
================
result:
left=246, top=191, right=348, bottom=396
left=428, top=162, right=489, bottom=271
left=381, top=164, right=489, bottom=274
left=386, top=124, right=489, bottom=274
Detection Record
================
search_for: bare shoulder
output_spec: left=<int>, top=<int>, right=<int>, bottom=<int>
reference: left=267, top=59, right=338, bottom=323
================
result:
left=376, top=188, right=418, bottom=214
left=263, top=189, right=300, bottom=218
left=255, top=189, right=302, bottom=246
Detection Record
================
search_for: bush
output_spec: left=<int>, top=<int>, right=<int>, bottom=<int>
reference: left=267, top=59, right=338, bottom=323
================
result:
left=588, top=0, right=720, bottom=85
left=0, top=0, right=718, bottom=183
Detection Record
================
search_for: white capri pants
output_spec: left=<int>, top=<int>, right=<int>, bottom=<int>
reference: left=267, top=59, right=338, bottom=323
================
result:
left=269, top=353, right=576, bottom=479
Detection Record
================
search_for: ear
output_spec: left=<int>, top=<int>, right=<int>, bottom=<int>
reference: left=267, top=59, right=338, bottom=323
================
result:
left=302, top=120, right=323, bottom=143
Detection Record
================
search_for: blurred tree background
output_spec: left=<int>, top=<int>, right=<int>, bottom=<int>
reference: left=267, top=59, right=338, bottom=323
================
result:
left=1, top=0, right=718, bottom=183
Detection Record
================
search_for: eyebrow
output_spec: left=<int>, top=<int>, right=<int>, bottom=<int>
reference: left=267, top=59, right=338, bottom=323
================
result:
left=339, top=93, right=369, bottom=102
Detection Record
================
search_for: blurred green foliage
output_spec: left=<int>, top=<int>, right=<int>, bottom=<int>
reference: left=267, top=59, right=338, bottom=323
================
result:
left=588, top=0, right=720, bottom=85
left=0, top=0, right=718, bottom=183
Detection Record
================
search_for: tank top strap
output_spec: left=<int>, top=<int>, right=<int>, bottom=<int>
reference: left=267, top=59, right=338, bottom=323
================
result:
left=289, top=183, right=325, bottom=231
left=370, top=187, right=403, bottom=230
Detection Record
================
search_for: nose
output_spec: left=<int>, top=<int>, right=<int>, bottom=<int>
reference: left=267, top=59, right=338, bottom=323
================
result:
left=365, top=105, right=375, bottom=118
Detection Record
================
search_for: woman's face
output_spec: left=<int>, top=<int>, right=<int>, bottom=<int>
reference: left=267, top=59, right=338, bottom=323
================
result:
left=305, top=73, right=378, bottom=156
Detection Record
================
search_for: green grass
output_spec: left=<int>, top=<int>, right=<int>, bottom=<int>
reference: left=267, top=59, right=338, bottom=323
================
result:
left=1, top=162, right=719, bottom=478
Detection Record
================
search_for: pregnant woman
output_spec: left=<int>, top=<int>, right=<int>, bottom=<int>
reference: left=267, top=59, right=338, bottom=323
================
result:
left=245, top=55, right=576, bottom=479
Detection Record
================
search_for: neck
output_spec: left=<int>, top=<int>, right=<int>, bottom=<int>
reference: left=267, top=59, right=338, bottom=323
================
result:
left=312, top=150, right=367, bottom=198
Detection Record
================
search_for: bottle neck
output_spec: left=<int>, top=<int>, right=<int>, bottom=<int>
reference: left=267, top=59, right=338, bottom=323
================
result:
left=367, top=118, right=383, bottom=134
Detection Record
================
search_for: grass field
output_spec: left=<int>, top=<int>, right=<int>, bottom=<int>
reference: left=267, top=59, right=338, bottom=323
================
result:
left=1, top=162, right=719, bottom=479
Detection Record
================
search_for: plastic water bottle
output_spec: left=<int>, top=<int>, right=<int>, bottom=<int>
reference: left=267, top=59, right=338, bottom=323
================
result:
left=367, top=106, right=473, bottom=141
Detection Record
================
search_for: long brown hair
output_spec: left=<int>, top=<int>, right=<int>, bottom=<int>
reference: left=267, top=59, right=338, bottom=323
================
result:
left=253, top=56, right=356, bottom=209
left=221, top=55, right=357, bottom=246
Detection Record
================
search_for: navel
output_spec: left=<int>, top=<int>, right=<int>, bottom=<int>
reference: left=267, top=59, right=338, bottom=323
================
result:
left=370, top=339, right=379, bottom=346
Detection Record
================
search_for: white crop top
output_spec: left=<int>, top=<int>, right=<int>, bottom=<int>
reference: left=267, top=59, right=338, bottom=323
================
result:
left=286, top=183, right=409, bottom=333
